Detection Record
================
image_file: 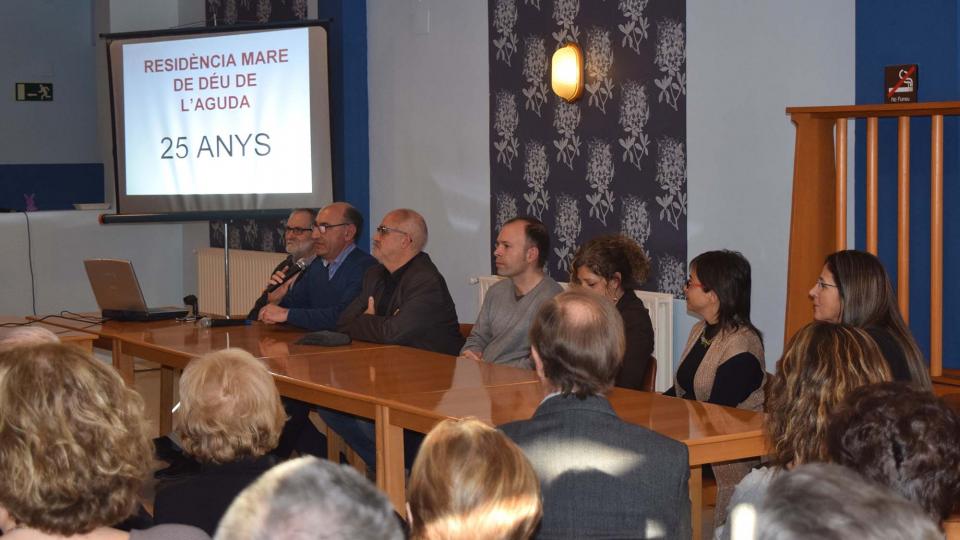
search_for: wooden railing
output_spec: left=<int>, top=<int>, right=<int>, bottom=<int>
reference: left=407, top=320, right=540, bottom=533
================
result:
left=784, top=102, right=954, bottom=378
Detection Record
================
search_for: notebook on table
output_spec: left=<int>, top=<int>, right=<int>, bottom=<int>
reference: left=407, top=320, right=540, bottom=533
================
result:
left=83, top=259, right=188, bottom=321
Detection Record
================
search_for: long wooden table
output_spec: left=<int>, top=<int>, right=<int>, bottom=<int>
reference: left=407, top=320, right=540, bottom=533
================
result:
left=37, top=314, right=764, bottom=539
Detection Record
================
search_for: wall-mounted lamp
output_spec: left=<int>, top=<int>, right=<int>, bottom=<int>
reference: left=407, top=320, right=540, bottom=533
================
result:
left=551, top=43, right=584, bottom=102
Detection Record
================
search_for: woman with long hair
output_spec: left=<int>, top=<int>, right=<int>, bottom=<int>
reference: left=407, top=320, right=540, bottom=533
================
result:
left=665, top=250, right=766, bottom=523
left=808, top=249, right=931, bottom=388
left=715, top=322, right=892, bottom=539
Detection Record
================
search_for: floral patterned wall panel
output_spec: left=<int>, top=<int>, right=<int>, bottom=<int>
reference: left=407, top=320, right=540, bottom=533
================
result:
left=489, top=0, right=687, bottom=297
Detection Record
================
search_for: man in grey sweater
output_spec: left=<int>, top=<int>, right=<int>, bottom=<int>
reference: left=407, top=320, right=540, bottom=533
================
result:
left=460, top=217, right=563, bottom=369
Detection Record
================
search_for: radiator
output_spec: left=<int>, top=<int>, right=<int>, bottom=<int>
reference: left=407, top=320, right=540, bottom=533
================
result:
left=197, top=247, right=288, bottom=317
left=475, top=275, right=674, bottom=392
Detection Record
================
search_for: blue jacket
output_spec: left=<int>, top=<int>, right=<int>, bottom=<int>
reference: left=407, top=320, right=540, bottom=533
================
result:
left=279, top=247, right=377, bottom=331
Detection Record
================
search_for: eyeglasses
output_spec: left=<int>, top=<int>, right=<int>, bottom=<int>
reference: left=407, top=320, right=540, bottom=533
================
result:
left=375, top=225, right=410, bottom=238
left=284, top=226, right=312, bottom=235
left=815, top=278, right=838, bottom=290
left=312, top=223, right=350, bottom=234
left=685, top=276, right=704, bottom=290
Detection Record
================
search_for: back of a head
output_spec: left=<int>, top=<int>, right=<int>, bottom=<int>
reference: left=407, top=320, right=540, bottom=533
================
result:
left=570, top=234, right=649, bottom=288
left=530, top=290, right=625, bottom=398
left=765, top=322, right=892, bottom=467
left=0, top=343, right=152, bottom=536
left=827, top=381, right=960, bottom=522
left=690, top=250, right=757, bottom=337
left=753, top=463, right=940, bottom=540
left=825, top=249, right=931, bottom=389
left=176, top=348, right=286, bottom=464
left=0, top=325, right=60, bottom=352
left=408, top=418, right=542, bottom=540
left=215, top=456, right=402, bottom=540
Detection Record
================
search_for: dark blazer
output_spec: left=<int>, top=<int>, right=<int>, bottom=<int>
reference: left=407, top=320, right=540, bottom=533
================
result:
left=501, top=394, right=691, bottom=539
left=616, top=291, right=655, bottom=391
left=336, top=252, right=464, bottom=355
left=153, top=456, right=277, bottom=536
left=277, top=247, right=377, bottom=331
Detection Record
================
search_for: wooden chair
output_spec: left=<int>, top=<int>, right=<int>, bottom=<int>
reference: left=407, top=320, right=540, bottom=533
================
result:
left=640, top=356, right=657, bottom=392
left=459, top=323, right=473, bottom=339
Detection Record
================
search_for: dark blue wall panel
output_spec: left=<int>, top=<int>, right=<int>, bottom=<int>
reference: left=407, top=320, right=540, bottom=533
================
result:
left=855, top=0, right=960, bottom=366
left=0, top=164, right=104, bottom=212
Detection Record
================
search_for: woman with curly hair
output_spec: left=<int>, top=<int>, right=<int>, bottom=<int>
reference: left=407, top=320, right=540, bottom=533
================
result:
left=153, top=349, right=286, bottom=536
left=827, top=382, right=960, bottom=524
left=0, top=343, right=208, bottom=540
left=570, top=234, right=655, bottom=390
left=808, top=249, right=931, bottom=388
left=715, top=322, right=892, bottom=539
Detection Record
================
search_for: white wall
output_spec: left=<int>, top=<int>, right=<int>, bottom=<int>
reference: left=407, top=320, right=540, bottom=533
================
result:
left=367, top=0, right=491, bottom=321
left=685, top=0, right=855, bottom=368
left=0, top=0, right=99, bottom=164
left=0, top=0, right=210, bottom=317
left=367, top=0, right=856, bottom=370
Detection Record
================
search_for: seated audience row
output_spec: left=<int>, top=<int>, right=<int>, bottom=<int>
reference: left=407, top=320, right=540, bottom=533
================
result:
left=0, top=343, right=209, bottom=540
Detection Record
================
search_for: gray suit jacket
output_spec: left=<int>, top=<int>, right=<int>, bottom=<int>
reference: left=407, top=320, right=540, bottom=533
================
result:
left=500, top=394, right=691, bottom=539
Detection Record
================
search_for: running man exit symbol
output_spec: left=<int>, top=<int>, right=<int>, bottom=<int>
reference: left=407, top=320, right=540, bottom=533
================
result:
left=15, top=82, right=53, bottom=101
left=884, top=65, right=918, bottom=103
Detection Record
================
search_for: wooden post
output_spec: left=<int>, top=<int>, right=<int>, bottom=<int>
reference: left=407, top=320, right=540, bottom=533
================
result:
left=835, top=118, right=848, bottom=250
left=866, top=117, right=879, bottom=254
left=897, top=116, right=910, bottom=321
left=930, top=115, right=944, bottom=376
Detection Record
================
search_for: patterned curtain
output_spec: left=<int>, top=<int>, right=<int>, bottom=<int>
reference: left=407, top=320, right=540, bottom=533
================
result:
left=489, top=0, right=687, bottom=297
left=205, top=0, right=307, bottom=251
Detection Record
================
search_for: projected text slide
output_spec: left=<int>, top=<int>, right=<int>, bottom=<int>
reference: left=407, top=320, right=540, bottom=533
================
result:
left=122, top=28, right=312, bottom=195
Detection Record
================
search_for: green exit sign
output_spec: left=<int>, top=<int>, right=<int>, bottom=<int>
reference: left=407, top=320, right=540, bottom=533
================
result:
left=15, top=83, right=53, bottom=101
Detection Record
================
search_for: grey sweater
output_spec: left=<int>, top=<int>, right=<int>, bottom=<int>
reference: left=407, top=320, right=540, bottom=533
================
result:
left=460, top=276, right=563, bottom=368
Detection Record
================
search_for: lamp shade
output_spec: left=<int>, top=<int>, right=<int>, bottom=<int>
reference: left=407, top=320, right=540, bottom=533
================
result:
left=551, top=43, right=584, bottom=102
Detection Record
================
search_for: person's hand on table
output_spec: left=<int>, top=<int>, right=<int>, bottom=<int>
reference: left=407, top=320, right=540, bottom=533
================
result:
left=258, top=304, right=290, bottom=324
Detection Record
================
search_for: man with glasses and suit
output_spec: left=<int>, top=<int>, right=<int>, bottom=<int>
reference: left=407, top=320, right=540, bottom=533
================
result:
left=255, top=203, right=376, bottom=331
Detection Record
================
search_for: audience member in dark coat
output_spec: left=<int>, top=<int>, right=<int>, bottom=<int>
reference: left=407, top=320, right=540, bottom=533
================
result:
left=500, top=291, right=690, bottom=539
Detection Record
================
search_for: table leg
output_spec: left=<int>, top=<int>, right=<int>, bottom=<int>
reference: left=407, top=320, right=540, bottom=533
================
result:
left=159, top=366, right=176, bottom=435
left=376, top=405, right=406, bottom=512
left=112, top=339, right=135, bottom=386
left=690, top=465, right=702, bottom=540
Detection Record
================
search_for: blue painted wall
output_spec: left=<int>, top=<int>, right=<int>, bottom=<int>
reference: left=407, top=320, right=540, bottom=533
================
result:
left=317, top=0, right=370, bottom=250
left=855, top=0, right=960, bottom=366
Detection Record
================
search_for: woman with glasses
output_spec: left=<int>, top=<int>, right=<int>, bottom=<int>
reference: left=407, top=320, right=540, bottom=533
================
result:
left=808, top=249, right=931, bottom=388
left=570, top=235, right=655, bottom=391
left=664, top=250, right=766, bottom=524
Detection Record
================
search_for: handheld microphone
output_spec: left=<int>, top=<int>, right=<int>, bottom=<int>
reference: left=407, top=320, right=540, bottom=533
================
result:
left=265, top=259, right=307, bottom=293
left=199, top=318, right=252, bottom=328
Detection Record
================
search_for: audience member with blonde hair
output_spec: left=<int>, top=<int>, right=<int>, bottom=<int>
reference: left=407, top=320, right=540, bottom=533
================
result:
left=716, top=322, right=892, bottom=539
left=215, top=456, right=403, bottom=540
left=0, top=325, right=59, bottom=351
left=407, top=418, right=541, bottom=540
left=0, top=343, right=208, bottom=540
left=153, top=349, right=286, bottom=535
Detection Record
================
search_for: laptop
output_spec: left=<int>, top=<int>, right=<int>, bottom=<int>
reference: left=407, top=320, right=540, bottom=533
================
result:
left=83, top=259, right=188, bottom=321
